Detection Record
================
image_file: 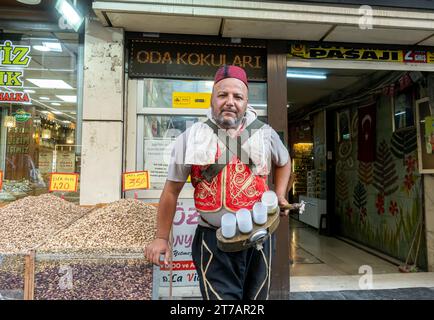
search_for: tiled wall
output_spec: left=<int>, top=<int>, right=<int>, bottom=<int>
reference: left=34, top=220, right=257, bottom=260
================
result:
left=334, top=93, right=427, bottom=269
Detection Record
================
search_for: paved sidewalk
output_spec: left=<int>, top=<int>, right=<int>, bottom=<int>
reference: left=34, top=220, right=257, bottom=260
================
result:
left=290, top=272, right=434, bottom=292
left=290, top=287, right=434, bottom=300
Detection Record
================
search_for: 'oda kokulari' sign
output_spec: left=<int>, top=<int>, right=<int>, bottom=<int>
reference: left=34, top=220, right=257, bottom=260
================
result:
left=129, top=39, right=267, bottom=81
left=0, top=40, right=32, bottom=104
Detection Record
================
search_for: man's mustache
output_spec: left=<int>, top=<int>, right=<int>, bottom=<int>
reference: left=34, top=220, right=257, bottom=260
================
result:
left=220, top=107, right=237, bottom=114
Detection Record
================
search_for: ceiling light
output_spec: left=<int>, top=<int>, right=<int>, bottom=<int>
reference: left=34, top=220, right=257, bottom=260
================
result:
left=286, top=72, right=327, bottom=80
left=27, top=79, right=73, bottom=89
left=42, top=129, right=51, bottom=139
left=24, top=89, right=35, bottom=93
left=56, top=95, right=77, bottom=103
left=33, top=42, right=62, bottom=53
left=52, top=111, right=63, bottom=115
left=17, top=0, right=41, bottom=4
left=33, top=45, right=50, bottom=52
left=43, top=42, right=62, bottom=52
left=51, top=102, right=61, bottom=106
left=39, top=96, right=50, bottom=100
left=55, top=0, right=84, bottom=32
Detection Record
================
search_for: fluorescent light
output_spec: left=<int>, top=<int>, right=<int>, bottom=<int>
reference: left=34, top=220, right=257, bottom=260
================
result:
left=55, top=0, right=84, bottom=32
left=24, top=89, right=35, bottom=93
left=33, top=45, right=50, bottom=52
left=56, top=95, right=77, bottom=103
left=17, top=0, right=41, bottom=4
left=287, top=72, right=327, bottom=80
left=39, top=96, right=50, bottom=100
left=33, top=42, right=62, bottom=53
left=27, top=79, right=73, bottom=89
left=52, top=111, right=63, bottom=115
left=62, top=120, right=71, bottom=124
left=395, top=111, right=406, bottom=116
left=43, top=42, right=62, bottom=52
left=51, top=102, right=61, bottom=106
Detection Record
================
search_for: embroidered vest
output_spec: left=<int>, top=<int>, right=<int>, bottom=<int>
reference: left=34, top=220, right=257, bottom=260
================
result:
left=191, top=155, right=268, bottom=212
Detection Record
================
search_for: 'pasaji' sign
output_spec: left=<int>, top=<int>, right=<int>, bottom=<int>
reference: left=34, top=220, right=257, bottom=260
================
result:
left=123, top=171, right=150, bottom=191
left=49, top=173, right=79, bottom=192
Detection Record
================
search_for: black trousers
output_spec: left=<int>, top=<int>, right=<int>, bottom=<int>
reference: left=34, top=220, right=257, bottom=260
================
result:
left=191, top=225, right=273, bottom=300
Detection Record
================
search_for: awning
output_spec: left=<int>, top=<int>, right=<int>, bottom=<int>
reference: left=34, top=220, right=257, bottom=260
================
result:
left=93, top=0, right=434, bottom=46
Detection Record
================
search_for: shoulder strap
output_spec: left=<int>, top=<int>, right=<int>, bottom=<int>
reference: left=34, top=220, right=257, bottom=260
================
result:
left=200, top=118, right=265, bottom=182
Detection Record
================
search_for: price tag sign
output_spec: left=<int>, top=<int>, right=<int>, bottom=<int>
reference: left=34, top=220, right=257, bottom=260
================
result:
left=123, top=171, right=150, bottom=191
left=49, top=173, right=79, bottom=192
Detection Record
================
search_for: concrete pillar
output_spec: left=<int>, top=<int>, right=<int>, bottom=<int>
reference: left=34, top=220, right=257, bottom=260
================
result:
left=79, top=18, right=124, bottom=205
left=267, top=40, right=289, bottom=300
left=424, top=175, right=434, bottom=271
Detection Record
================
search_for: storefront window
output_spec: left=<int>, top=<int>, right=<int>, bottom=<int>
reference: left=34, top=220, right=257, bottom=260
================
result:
left=142, top=78, right=267, bottom=109
left=0, top=31, right=81, bottom=203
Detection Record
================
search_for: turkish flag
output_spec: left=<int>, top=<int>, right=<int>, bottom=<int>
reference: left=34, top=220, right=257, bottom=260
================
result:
left=358, top=103, right=376, bottom=162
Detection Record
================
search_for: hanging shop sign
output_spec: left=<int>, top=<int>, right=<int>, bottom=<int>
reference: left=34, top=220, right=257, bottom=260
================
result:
left=289, top=44, right=434, bottom=64
left=14, top=109, right=31, bottom=122
left=0, top=40, right=32, bottom=104
left=172, top=92, right=211, bottom=109
left=122, top=171, right=150, bottom=191
left=129, top=39, right=266, bottom=80
left=49, top=173, right=79, bottom=192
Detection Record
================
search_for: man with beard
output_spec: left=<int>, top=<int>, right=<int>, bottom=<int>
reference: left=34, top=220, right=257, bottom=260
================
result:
left=145, top=65, right=291, bottom=300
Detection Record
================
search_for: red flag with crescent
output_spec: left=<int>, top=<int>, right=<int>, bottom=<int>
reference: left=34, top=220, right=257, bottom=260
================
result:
left=358, top=103, right=376, bottom=162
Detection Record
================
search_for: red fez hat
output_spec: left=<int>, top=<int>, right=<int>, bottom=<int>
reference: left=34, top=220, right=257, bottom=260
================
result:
left=214, top=65, right=248, bottom=88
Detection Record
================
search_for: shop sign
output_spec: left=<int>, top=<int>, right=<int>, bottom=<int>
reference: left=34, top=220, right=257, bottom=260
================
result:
left=157, top=199, right=200, bottom=291
left=129, top=39, right=266, bottom=80
left=172, top=92, right=211, bottom=109
left=122, top=171, right=150, bottom=191
left=290, top=44, right=434, bottom=64
left=49, top=173, right=79, bottom=192
left=14, top=109, right=31, bottom=122
left=0, top=40, right=32, bottom=104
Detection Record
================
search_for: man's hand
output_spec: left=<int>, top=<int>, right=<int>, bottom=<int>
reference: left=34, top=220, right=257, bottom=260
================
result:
left=278, top=196, right=290, bottom=216
left=145, top=238, right=171, bottom=266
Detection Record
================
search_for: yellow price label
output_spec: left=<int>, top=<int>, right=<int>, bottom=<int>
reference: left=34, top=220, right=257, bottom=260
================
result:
left=123, top=171, right=150, bottom=191
left=49, top=173, right=79, bottom=192
left=172, top=92, right=211, bottom=109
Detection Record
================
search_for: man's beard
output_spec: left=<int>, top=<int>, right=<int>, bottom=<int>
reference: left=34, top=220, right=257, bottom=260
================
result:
left=214, top=114, right=243, bottom=129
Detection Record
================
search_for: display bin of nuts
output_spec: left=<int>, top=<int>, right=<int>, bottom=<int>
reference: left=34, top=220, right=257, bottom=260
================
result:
left=0, top=195, right=157, bottom=300
left=33, top=252, right=154, bottom=300
left=0, top=253, right=26, bottom=300
left=0, top=194, right=90, bottom=300
left=32, top=198, right=158, bottom=300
